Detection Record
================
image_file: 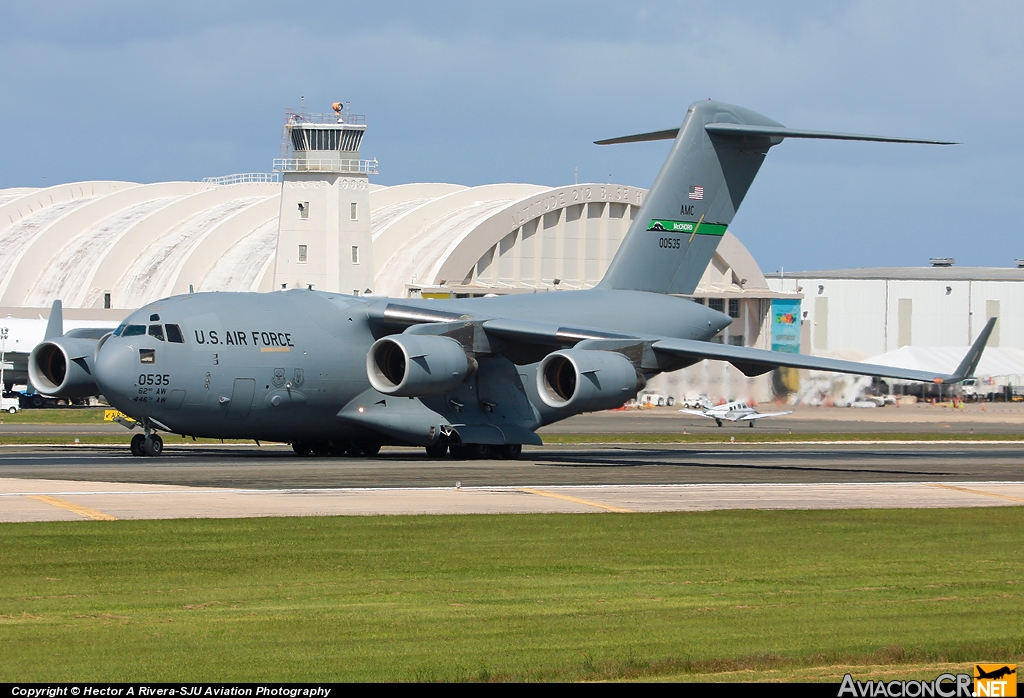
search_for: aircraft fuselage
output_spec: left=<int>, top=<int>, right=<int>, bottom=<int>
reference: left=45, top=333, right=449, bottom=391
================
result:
left=94, top=288, right=729, bottom=444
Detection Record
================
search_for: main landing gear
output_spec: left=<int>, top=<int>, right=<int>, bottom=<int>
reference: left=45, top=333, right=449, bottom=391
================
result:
left=130, top=432, right=163, bottom=457
left=425, top=442, right=522, bottom=460
left=291, top=439, right=382, bottom=457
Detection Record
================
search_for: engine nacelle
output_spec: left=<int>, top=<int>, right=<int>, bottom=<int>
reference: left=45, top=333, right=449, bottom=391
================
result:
left=367, top=334, right=474, bottom=397
left=537, top=349, right=643, bottom=413
left=28, top=337, right=102, bottom=398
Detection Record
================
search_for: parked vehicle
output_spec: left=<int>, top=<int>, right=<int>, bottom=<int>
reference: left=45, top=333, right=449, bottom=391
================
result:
left=638, top=392, right=675, bottom=407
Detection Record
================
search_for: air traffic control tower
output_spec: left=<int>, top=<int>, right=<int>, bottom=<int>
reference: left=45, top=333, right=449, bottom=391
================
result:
left=272, top=103, right=377, bottom=295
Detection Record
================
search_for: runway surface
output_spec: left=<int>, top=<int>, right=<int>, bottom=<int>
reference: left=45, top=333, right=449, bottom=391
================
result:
left=4, top=477, right=1024, bottom=523
left=0, top=441, right=1022, bottom=522
left=1, top=442, right=1023, bottom=488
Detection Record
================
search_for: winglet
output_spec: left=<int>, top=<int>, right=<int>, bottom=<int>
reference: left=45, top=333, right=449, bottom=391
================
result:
left=44, top=300, right=63, bottom=341
left=947, top=317, right=997, bottom=382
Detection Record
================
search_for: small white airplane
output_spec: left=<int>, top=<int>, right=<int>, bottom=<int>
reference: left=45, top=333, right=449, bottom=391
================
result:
left=679, top=400, right=793, bottom=427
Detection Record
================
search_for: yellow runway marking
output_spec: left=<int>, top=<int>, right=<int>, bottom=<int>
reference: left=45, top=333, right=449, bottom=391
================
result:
left=519, top=488, right=634, bottom=513
left=27, top=495, right=118, bottom=521
left=927, top=483, right=1024, bottom=504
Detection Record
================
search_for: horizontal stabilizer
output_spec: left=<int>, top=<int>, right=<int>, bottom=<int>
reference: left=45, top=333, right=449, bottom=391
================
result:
left=703, top=123, right=958, bottom=145
left=594, top=128, right=680, bottom=145
left=596, top=124, right=957, bottom=146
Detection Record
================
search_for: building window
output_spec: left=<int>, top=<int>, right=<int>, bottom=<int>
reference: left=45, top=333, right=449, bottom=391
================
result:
left=728, top=299, right=740, bottom=318
left=351, top=246, right=360, bottom=264
left=103, top=293, right=111, bottom=309
left=728, top=335, right=744, bottom=346
left=350, top=202, right=358, bottom=220
left=708, top=298, right=724, bottom=313
left=353, top=290, right=360, bottom=296
left=298, top=245, right=307, bottom=263
left=710, top=335, right=724, bottom=344
left=298, top=202, right=309, bottom=219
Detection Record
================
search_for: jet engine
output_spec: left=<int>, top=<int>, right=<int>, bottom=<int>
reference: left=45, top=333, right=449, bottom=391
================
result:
left=537, top=349, right=644, bottom=413
left=367, top=334, right=475, bottom=397
left=28, top=337, right=102, bottom=398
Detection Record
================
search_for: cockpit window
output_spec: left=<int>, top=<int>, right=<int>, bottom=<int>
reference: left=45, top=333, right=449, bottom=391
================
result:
left=165, top=324, right=184, bottom=343
left=113, top=323, right=126, bottom=337
left=148, top=325, right=165, bottom=341
left=122, top=325, right=146, bottom=337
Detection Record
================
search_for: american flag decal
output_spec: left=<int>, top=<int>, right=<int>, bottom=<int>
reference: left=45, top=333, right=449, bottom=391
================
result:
left=688, top=185, right=704, bottom=200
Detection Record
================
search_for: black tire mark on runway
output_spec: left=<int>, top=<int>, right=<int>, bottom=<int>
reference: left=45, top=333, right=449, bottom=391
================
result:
left=529, top=454, right=950, bottom=477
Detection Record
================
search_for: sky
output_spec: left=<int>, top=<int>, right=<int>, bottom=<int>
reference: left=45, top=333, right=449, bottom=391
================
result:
left=1, top=0, right=1021, bottom=272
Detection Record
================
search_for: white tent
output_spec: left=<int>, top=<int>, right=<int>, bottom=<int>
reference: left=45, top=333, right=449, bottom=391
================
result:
left=865, top=346, right=1024, bottom=381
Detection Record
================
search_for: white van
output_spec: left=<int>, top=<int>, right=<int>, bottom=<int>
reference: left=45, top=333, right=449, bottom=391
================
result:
left=1, top=397, right=19, bottom=414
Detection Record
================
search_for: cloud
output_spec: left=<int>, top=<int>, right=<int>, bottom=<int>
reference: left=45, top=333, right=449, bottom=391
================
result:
left=0, top=0, right=1021, bottom=268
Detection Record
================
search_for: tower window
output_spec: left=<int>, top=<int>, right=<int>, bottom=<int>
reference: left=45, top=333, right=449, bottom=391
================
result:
left=103, top=293, right=111, bottom=309
left=298, top=245, right=307, bottom=263
left=728, top=299, right=740, bottom=318
left=298, top=202, right=309, bottom=219
left=350, top=202, right=358, bottom=220
left=351, top=246, right=359, bottom=264
left=708, top=298, right=724, bottom=313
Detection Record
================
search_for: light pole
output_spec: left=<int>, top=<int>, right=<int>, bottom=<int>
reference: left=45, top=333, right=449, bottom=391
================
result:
left=0, top=327, right=7, bottom=396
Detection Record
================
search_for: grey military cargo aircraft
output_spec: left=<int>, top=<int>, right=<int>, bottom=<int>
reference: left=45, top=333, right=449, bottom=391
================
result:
left=28, top=100, right=994, bottom=458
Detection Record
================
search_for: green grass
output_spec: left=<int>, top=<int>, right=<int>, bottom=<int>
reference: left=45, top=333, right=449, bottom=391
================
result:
left=0, top=435, right=262, bottom=446
left=1, top=408, right=110, bottom=424
left=2, top=509, right=1023, bottom=681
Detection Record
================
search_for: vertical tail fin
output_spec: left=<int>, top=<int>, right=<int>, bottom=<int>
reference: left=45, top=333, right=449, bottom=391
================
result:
left=597, top=101, right=780, bottom=295
left=44, top=300, right=63, bottom=340
left=597, top=101, right=955, bottom=295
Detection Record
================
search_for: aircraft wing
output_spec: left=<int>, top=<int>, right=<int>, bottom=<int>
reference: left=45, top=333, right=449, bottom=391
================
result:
left=368, top=303, right=996, bottom=385
left=651, top=317, right=996, bottom=385
left=739, top=411, right=793, bottom=421
left=677, top=409, right=717, bottom=419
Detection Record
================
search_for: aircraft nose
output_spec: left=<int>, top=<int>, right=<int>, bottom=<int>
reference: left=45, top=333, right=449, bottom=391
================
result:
left=94, top=341, right=138, bottom=405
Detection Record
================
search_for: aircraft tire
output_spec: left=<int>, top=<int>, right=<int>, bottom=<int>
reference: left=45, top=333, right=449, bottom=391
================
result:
left=749, top=421, right=754, bottom=428
left=449, top=444, right=468, bottom=460
left=130, top=433, right=145, bottom=457
left=463, top=443, right=491, bottom=460
left=359, top=442, right=381, bottom=457
left=310, top=441, right=332, bottom=456
left=425, top=442, right=447, bottom=458
left=142, top=434, right=163, bottom=457
left=326, top=440, right=349, bottom=456
left=715, top=419, right=722, bottom=427
left=291, top=441, right=311, bottom=456
left=498, top=444, right=522, bottom=460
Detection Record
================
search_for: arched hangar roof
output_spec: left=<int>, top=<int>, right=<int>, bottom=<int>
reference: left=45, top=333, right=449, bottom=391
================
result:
left=0, top=180, right=768, bottom=308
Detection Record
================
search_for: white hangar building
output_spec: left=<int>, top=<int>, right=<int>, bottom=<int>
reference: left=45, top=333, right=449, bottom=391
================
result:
left=0, top=177, right=790, bottom=401
left=767, top=265, right=1024, bottom=356
left=0, top=180, right=784, bottom=346
left=0, top=107, right=797, bottom=402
